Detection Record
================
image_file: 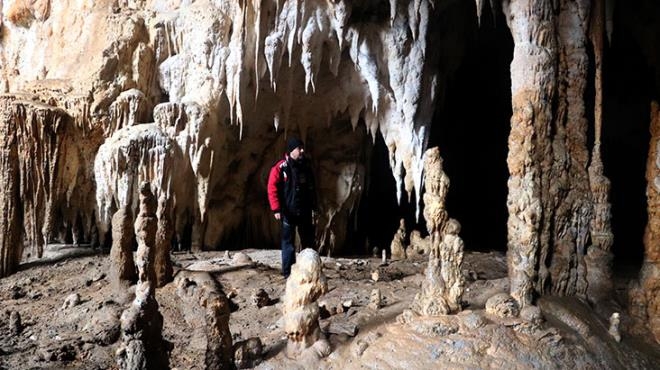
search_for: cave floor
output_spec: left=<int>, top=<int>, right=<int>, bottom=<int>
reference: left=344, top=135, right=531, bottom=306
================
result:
left=0, top=246, right=658, bottom=369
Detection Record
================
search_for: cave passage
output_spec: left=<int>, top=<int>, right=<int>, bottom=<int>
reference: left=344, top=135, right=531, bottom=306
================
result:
left=602, top=2, right=658, bottom=270
left=428, top=4, right=512, bottom=253
left=356, top=129, right=421, bottom=257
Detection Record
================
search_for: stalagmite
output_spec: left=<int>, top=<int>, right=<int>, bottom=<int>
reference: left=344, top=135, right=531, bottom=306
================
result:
left=439, top=219, right=465, bottom=313
left=409, top=147, right=463, bottom=316
left=389, top=219, right=407, bottom=260
left=134, top=183, right=157, bottom=287
left=175, top=271, right=233, bottom=369
left=609, top=312, right=621, bottom=343
left=155, top=192, right=173, bottom=287
left=116, top=182, right=168, bottom=369
left=110, top=206, right=137, bottom=288
left=409, top=230, right=430, bottom=255
left=282, top=248, right=329, bottom=358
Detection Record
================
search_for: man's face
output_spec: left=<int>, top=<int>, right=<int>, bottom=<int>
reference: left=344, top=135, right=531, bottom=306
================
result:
left=290, top=146, right=304, bottom=160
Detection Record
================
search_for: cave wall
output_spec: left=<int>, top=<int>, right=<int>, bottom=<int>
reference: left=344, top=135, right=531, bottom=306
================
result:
left=0, top=0, right=443, bottom=272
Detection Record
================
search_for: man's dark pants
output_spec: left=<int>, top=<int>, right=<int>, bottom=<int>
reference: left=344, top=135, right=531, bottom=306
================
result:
left=281, top=213, right=314, bottom=278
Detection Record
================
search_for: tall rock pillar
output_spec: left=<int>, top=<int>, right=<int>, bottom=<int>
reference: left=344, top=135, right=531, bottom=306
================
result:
left=631, top=101, right=660, bottom=344
left=0, top=96, right=22, bottom=277
left=503, top=0, right=558, bottom=308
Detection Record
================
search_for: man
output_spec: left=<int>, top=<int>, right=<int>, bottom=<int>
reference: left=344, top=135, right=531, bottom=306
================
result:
left=267, top=137, right=317, bottom=278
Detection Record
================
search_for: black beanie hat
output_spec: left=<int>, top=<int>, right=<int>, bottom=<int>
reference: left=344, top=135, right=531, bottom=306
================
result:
left=287, top=137, right=304, bottom=154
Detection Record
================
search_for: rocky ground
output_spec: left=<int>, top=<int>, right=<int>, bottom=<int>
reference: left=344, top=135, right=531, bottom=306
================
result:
left=0, top=245, right=658, bottom=369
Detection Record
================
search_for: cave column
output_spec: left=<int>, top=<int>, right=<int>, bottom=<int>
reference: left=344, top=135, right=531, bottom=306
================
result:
left=635, top=101, right=660, bottom=343
left=0, top=97, right=22, bottom=277
left=586, top=0, right=615, bottom=304
left=547, top=0, right=593, bottom=298
left=503, top=0, right=558, bottom=307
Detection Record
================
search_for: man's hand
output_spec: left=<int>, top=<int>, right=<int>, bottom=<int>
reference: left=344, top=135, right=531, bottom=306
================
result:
left=274, top=212, right=281, bottom=220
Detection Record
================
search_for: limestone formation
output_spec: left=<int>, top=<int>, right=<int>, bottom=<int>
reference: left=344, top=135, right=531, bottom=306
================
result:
left=175, top=271, right=233, bottom=369
left=155, top=192, right=173, bottom=287
left=116, top=282, right=169, bottom=370
left=1, top=0, right=444, bottom=259
left=95, top=124, right=187, bottom=250
left=0, top=0, right=657, bottom=361
left=502, top=0, right=611, bottom=308
left=0, top=96, right=22, bottom=278
left=409, top=230, right=431, bottom=256
left=389, top=219, right=407, bottom=260
left=422, top=148, right=450, bottom=250
left=585, top=0, right=615, bottom=305
left=117, top=182, right=168, bottom=369
left=0, top=95, right=91, bottom=274
left=410, top=148, right=463, bottom=316
left=410, top=255, right=450, bottom=317
left=134, top=183, right=158, bottom=288
left=110, top=206, right=137, bottom=288
left=631, top=101, right=660, bottom=344
left=282, top=248, right=328, bottom=358
left=439, top=219, right=465, bottom=313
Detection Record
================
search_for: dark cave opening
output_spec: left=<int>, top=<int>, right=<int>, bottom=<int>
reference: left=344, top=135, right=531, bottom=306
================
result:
left=357, top=130, right=421, bottom=257
left=427, top=3, right=512, bottom=253
left=602, top=2, right=658, bottom=269
left=356, top=1, right=514, bottom=256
